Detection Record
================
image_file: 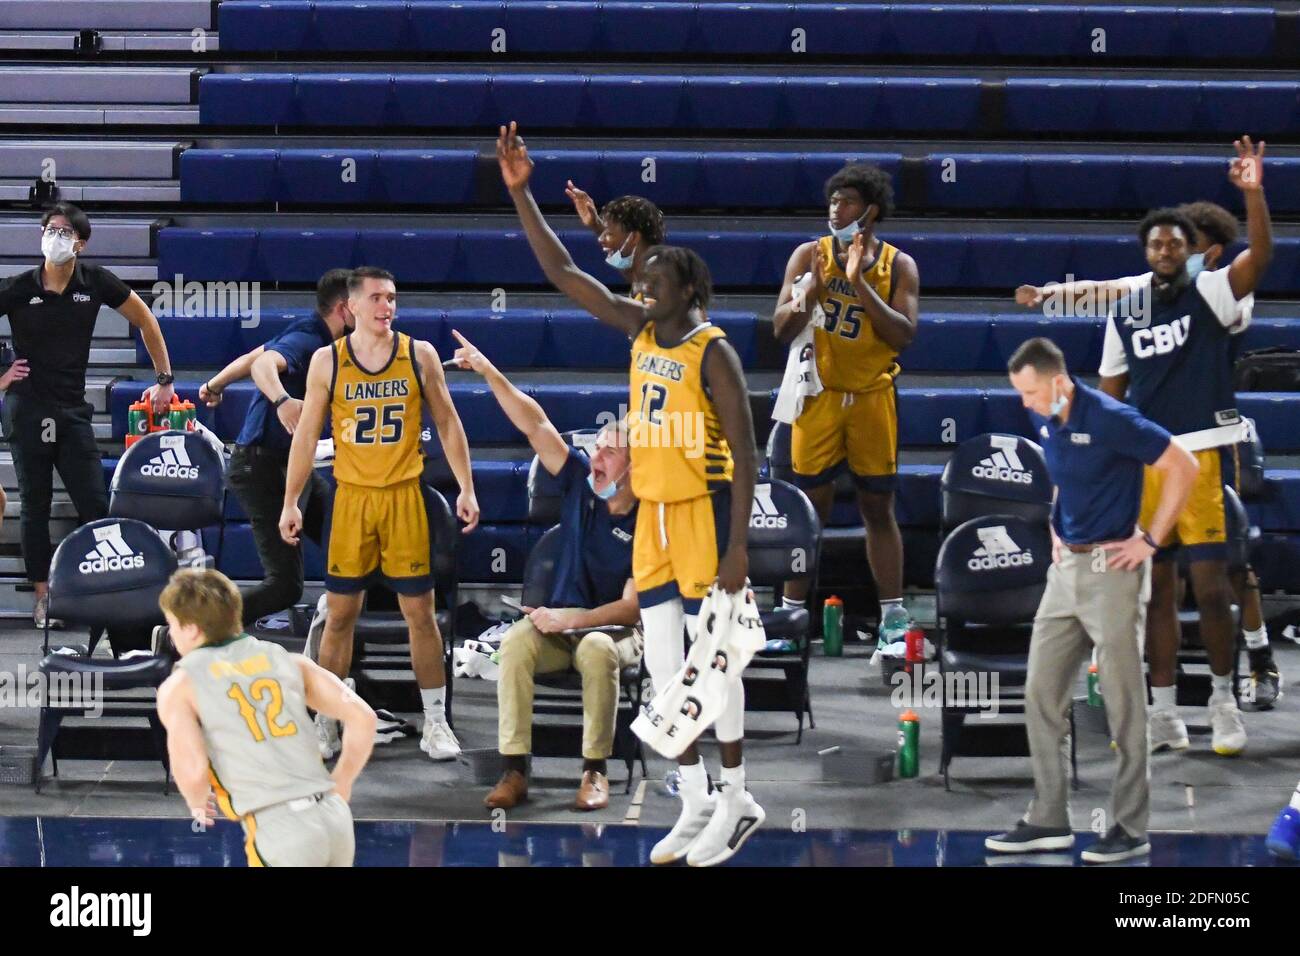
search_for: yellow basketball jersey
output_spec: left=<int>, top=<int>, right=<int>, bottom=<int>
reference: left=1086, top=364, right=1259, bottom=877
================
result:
left=628, top=321, right=733, bottom=503
left=330, top=332, right=425, bottom=487
left=814, top=234, right=901, bottom=393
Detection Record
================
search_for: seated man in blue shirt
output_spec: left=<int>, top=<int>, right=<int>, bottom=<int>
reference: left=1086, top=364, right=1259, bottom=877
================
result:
left=200, top=269, right=352, bottom=625
left=987, top=337, right=1197, bottom=865
left=450, top=330, right=641, bottom=812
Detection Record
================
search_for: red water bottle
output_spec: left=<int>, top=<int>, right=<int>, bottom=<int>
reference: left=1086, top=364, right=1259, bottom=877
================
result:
left=905, top=626, right=925, bottom=663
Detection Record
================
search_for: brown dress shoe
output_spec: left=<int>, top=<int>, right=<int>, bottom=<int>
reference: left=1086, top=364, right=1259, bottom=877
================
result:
left=485, top=769, right=528, bottom=810
left=574, top=770, right=609, bottom=811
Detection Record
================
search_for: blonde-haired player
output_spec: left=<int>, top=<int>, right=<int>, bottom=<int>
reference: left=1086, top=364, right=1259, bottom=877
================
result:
left=157, top=568, right=376, bottom=867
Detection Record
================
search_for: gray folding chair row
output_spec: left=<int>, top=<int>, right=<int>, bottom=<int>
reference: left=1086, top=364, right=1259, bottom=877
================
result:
left=0, top=0, right=215, bottom=31
left=0, top=68, right=198, bottom=104
left=0, top=141, right=182, bottom=178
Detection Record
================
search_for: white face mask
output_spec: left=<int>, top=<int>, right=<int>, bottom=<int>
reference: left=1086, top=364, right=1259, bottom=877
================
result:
left=41, top=231, right=77, bottom=264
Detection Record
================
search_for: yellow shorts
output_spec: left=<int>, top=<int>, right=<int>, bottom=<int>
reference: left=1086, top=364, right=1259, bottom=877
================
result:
left=634, top=490, right=731, bottom=613
left=325, top=478, right=433, bottom=594
left=790, top=384, right=898, bottom=492
left=1139, top=448, right=1227, bottom=562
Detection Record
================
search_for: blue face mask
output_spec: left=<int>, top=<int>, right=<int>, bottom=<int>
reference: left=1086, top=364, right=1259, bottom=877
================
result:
left=828, top=217, right=861, bottom=244
left=605, top=236, right=635, bottom=271
left=1185, top=252, right=1205, bottom=279
left=587, top=471, right=620, bottom=501
left=1049, top=380, right=1068, bottom=417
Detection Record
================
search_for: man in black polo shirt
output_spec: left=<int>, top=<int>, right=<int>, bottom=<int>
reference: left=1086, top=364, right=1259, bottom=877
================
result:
left=449, top=330, right=641, bottom=813
left=200, top=269, right=351, bottom=626
left=0, top=202, right=176, bottom=628
left=987, top=338, right=1197, bottom=865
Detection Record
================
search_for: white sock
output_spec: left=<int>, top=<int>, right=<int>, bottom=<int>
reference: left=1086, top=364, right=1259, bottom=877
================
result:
left=1290, top=785, right=1300, bottom=811
left=720, top=763, right=746, bottom=802
left=679, top=760, right=709, bottom=807
left=1151, top=685, right=1177, bottom=713
left=880, top=598, right=904, bottom=622
left=420, top=687, right=446, bottom=722
left=782, top=597, right=806, bottom=611
left=1209, top=673, right=1233, bottom=704
left=1243, top=625, right=1269, bottom=650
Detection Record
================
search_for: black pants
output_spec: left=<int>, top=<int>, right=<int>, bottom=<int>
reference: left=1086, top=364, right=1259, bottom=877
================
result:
left=227, top=444, right=329, bottom=626
left=2, top=392, right=107, bottom=584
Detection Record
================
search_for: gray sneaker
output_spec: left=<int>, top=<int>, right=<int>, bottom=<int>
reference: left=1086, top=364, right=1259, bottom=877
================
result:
left=34, top=593, right=64, bottom=630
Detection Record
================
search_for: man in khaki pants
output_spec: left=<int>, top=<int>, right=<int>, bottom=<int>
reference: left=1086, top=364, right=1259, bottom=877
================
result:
left=450, top=331, right=641, bottom=811
left=988, top=338, right=1197, bottom=865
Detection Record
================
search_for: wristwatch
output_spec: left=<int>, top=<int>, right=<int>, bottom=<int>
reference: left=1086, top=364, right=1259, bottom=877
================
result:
left=156, top=371, right=175, bottom=386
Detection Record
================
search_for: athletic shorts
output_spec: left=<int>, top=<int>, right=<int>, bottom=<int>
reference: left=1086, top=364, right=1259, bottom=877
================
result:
left=324, top=478, right=433, bottom=595
left=790, top=383, right=898, bottom=492
left=1140, top=447, right=1227, bottom=563
left=634, top=488, right=731, bottom=614
left=242, top=792, right=354, bottom=867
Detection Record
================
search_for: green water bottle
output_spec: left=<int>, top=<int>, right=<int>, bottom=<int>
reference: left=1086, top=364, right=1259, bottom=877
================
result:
left=1087, top=663, right=1103, bottom=707
left=898, top=709, right=919, bottom=778
left=822, top=595, right=843, bottom=657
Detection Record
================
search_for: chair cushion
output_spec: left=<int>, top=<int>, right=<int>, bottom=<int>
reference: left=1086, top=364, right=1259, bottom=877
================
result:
left=39, top=653, right=172, bottom=690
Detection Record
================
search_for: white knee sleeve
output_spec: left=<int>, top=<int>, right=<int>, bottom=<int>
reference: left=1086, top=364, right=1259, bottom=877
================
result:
left=714, top=677, right=745, bottom=743
left=640, top=599, right=685, bottom=694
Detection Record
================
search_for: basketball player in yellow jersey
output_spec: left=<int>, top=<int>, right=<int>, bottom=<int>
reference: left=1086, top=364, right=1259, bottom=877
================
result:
left=499, top=121, right=763, bottom=867
left=772, top=163, right=920, bottom=652
left=279, top=267, right=479, bottom=762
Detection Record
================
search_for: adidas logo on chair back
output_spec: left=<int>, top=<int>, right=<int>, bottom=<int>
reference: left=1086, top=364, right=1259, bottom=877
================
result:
left=967, top=525, right=1034, bottom=572
left=78, top=523, right=146, bottom=575
left=139, top=436, right=199, bottom=481
left=749, top=483, right=787, bottom=529
left=971, top=435, right=1032, bottom=484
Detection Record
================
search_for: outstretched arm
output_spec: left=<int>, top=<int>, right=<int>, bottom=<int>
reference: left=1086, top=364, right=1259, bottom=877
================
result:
left=498, top=122, right=647, bottom=337
left=1226, top=136, right=1272, bottom=300
left=416, top=339, right=479, bottom=533
left=703, top=340, right=756, bottom=594
left=201, top=345, right=265, bottom=406
left=450, top=329, right=569, bottom=476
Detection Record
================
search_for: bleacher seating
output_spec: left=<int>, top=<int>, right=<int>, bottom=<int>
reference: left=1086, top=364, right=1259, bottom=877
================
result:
left=154, top=225, right=1300, bottom=292
left=198, top=72, right=1300, bottom=137
left=218, top=3, right=1280, bottom=60
left=179, top=147, right=1300, bottom=213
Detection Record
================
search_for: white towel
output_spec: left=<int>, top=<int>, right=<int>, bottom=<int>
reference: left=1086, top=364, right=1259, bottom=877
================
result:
left=632, top=583, right=767, bottom=759
left=771, top=303, right=823, bottom=425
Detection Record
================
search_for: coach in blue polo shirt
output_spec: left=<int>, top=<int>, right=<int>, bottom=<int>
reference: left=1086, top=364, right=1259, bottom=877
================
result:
left=199, top=269, right=352, bottom=625
left=986, top=337, right=1198, bottom=865
left=449, top=329, right=641, bottom=814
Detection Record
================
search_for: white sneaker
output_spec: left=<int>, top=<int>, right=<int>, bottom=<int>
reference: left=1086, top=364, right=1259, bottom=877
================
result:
left=316, top=713, right=341, bottom=760
left=420, top=718, right=462, bottom=761
left=687, top=789, right=766, bottom=867
left=1148, top=709, right=1189, bottom=753
left=650, top=795, right=716, bottom=865
left=1209, top=699, right=1247, bottom=756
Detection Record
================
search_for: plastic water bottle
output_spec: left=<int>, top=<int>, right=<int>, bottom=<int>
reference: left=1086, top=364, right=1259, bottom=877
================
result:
left=1087, top=663, right=1103, bottom=707
left=897, top=709, right=920, bottom=778
left=822, top=596, right=844, bottom=657
left=663, top=769, right=681, bottom=797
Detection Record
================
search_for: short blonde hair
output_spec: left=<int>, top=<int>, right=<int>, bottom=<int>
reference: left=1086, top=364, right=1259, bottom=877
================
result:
left=159, top=569, right=243, bottom=645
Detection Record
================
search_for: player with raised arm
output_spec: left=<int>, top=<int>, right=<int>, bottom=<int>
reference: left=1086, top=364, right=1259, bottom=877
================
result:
left=498, top=121, right=763, bottom=867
